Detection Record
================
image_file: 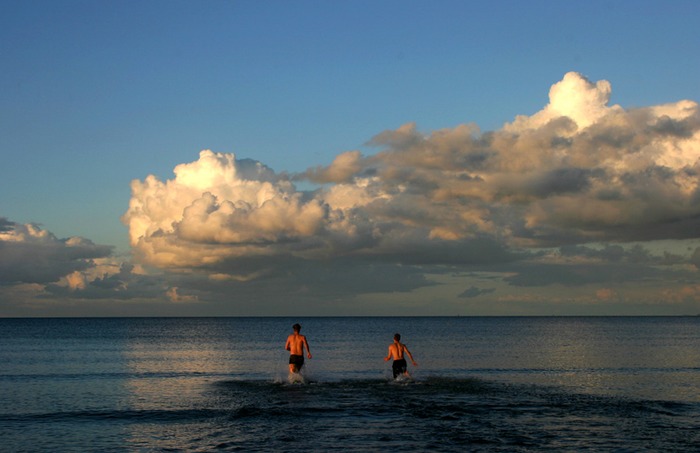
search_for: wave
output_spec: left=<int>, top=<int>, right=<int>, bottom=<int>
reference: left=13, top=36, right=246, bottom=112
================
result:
left=0, top=408, right=226, bottom=423
left=2, top=376, right=698, bottom=451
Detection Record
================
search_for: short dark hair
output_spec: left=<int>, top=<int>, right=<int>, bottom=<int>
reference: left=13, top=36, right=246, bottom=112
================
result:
left=394, top=333, right=401, bottom=341
left=293, top=323, right=301, bottom=332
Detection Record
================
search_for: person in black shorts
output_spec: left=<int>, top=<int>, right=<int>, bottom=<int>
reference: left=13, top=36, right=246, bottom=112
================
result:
left=384, top=333, right=417, bottom=379
left=285, top=323, right=312, bottom=373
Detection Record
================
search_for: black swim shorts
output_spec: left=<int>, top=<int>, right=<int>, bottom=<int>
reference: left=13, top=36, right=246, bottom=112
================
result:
left=392, top=358, right=407, bottom=378
left=289, top=354, right=304, bottom=368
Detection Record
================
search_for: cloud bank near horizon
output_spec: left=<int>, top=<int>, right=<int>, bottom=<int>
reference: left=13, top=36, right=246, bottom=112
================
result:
left=0, top=217, right=112, bottom=285
left=123, top=72, right=700, bottom=273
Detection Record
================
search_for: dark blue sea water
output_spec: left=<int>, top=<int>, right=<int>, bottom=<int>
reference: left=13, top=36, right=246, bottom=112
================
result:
left=0, top=317, right=699, bottom=452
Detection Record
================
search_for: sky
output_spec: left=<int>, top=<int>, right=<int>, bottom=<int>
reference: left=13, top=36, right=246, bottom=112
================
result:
left=1, top=0, right=700, bottom=316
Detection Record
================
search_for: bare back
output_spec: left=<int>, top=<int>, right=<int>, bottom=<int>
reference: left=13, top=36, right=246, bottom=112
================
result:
left=285, top=333, right=309, bottom=356
left=385, top=340, right=416, bottom=366
left=387, top=342, right=405, bottom=360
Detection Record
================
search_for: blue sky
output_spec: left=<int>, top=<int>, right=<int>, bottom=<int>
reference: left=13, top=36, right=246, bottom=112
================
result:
left=2, top=0, right=700, bottom=316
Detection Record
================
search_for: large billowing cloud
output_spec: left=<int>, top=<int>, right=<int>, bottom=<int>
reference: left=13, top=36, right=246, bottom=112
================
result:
left=122, top=151, right=333, bottom=270
left=124, top=72, right=700, bottom=279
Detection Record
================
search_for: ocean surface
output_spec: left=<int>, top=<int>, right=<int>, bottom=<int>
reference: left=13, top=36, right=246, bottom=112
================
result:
left=0, top=317, right=699, bottom=452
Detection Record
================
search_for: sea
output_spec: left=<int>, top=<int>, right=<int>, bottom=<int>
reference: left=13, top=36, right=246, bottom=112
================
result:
left=0, top=317, right=698, bottom=452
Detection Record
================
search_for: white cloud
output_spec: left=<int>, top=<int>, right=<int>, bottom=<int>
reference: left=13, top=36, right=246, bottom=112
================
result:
left=505, top=71, right=621, bottom=132
left=122, top=150, right=330, bottom=268
left=0, top=217, right=113, bottom=285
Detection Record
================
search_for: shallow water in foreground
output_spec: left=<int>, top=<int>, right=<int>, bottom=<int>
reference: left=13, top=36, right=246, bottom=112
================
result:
left=1, top=317, right=699, bottom=451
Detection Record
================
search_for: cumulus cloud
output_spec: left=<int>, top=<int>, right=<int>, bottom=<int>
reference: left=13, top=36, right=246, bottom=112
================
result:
left=122, top=150, right=333, bottom=270
left=123, top=73, right=700, bottom=281
left=324, top=71, right=700, bottom=247
left=0, top=218, right=185, bottom=313
left=304, top=150, right=364, bottom=183
left=505, top=71, right=620, bottom=131
left=0, top=218, right=112, bottom=285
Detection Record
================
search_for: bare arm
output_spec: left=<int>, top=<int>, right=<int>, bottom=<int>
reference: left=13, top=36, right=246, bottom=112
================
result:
left=303, top=336, right=312, bottom=358
left=403, top=345, right=417, bottom=366
left=384, top=345, right=393, bottom=362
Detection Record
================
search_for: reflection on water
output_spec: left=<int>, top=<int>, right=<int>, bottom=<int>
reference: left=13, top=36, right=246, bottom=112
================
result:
left=119, top=318, right=282, bottom=447
left=404, top=317, right=700, bottom=402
